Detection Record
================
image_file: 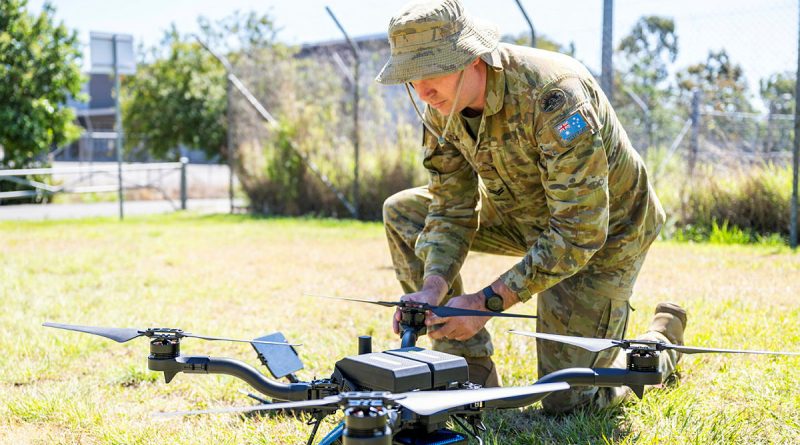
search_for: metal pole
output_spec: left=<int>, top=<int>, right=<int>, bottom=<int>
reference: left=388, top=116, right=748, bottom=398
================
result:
left=326, top=6, right=360, bottom=220
left=791, top=0, right=799, bottom=249
left=227, top=74, right=235, bottom=214
left=112, top=35, right=124, bottom=220
left=690, top=90, right=701, bottom=178
left=601, top=0, right=614, bottom=102
left=513, top=0, right=536, bottom=47
left=180, top=156, right=188, bottom=210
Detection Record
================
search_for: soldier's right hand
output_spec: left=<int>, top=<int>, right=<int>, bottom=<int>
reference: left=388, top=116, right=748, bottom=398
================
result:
left=392, top=276, right=449, bottom=335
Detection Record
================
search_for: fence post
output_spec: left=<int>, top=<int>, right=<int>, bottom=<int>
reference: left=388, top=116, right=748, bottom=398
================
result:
left=227, top=71, right=235, bottom=214
left=689, top=90, right=701, bottom=178
left=601, top=0, right=614, bottom=102
left=112, top=35, right=125, bottom=221
left=791, top=0, right=799, bottom=249
left=180, top=156, right=188, bottom=210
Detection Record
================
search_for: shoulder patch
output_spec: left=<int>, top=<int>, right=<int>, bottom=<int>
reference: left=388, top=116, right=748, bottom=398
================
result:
left=554, top=110, right=591, bottom=144
left=540, top=89, right=566, bottom=113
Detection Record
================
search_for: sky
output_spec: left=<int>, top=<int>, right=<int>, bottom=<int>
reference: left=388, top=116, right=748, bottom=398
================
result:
left=26, top=0, right=799, bottom=99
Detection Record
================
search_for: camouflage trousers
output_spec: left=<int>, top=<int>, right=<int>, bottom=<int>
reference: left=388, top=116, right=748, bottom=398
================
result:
left=383, top=185, right=678, bottom=413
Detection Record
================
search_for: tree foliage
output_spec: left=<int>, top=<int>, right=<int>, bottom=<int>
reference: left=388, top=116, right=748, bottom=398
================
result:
left=760, top=72, right=795, bottom=115
left=615, top=16, right=680, bottom=151
left=122, top=12, right=287, bottom=160
left=121, top=29, right=227, bottom=160
left=676, top=49, right=754, bottom=113
left=0, top=0, right=84, bottom=168
left=618, top=16, right=678, bottom=90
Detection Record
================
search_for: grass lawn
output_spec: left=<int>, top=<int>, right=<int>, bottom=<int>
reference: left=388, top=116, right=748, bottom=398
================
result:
left=1, top=213, right=798, bottom=444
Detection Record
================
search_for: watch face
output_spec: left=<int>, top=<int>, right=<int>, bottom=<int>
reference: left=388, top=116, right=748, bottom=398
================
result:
left=486, top=295, right=504, bottom=312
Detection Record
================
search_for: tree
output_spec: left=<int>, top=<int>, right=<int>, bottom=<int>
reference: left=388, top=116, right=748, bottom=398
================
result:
left=676, top=50, right=756, bottom=154
left=0, top=0, right=84, bottom=169
left=618, top=16, right=678, bottom=91
left=121, top=28, right=227, bottom=160
left=122, top=12, right=285, bottom=160
left=759, top=72, right=795, bottom=152
left=760, top=72, right=795, bottom=115
left=616, top=16, right=679, bottom=153
left=676, top=49, right=754, bottom=113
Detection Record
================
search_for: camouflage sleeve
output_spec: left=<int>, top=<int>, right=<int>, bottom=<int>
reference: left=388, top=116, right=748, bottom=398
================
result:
left=500, top=77, right=609, bottom=301
left=415, top=126, right=480, bottom=287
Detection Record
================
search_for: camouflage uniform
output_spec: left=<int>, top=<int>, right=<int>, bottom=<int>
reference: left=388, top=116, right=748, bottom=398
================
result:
left=383, top=43, right=669, bottom=412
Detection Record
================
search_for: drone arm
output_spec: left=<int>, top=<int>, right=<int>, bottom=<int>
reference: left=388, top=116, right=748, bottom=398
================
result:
left=485, top=367, right=662, bottom=409
left=535, top=367, right=626, bottom=387
left=205, top=357, right=312, bottom=401
left=149, top=355, right=311, bottom=401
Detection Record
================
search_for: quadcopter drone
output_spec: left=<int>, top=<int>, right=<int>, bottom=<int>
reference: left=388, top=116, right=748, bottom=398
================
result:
left=44, top=297, right=799, bottom=445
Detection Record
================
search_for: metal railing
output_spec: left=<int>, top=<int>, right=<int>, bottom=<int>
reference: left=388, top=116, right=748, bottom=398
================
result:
left=0, top=159, right=189, bottom=210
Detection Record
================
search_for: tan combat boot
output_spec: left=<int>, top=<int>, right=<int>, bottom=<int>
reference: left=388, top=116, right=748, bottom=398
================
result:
left=647, top=302, right=688, bottom=345
left=465, top=356, right=501, bottom=387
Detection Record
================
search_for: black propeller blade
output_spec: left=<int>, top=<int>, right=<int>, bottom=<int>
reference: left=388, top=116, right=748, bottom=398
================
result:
left=154, top=382, right=570, bottom=418
left=43, top=322, right=144, bottom=343
left=510, top=330, right=800, bottom=356
left=43, top=322, right=300, bottom=347
left=311, top=295, right=537, bottom=319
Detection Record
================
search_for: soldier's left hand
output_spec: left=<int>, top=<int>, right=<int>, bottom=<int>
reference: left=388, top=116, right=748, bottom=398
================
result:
left=426, top=292, right=490, bottom=342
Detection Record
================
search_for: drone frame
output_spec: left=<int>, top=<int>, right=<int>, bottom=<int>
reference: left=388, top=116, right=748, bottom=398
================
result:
left=43, top=302, right=800, bottom=445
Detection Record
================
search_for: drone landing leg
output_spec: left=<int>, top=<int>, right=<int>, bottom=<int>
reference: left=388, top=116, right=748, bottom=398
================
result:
left=452, top=415, right=485, bottom=445
left=306, top=415, right=324, bottom=445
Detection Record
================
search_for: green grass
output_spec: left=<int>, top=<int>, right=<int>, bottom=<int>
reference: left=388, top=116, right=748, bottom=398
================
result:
left=1, top=213, right=799, bottom=444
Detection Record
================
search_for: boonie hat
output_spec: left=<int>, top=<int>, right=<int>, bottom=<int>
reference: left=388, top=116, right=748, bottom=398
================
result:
left=376, top=0, right=500, bottom=85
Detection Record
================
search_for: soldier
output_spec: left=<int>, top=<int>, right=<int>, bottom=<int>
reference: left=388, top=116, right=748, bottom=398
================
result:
left=377, top=0, right=687, bottom=414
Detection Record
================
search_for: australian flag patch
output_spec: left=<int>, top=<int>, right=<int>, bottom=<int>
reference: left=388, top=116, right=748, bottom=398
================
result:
left=554, top=111, right=590, bottom=144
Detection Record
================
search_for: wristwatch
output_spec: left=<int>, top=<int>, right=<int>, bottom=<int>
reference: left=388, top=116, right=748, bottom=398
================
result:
left=482, top=285, right=504, bottom=313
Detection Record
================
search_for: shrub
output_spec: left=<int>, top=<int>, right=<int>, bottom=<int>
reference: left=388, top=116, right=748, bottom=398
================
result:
left=656, top=161, right=796, bottom=243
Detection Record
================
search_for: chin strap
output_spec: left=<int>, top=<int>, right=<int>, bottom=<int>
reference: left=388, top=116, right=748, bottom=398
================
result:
left=405, top=69, right=466, bottom=146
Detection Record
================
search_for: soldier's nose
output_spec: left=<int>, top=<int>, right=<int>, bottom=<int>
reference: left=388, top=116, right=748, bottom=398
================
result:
left=414, top=84, right=436, bottom=102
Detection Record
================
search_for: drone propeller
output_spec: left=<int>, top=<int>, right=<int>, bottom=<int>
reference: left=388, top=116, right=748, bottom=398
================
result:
left=154, top=382, right=570, bottom=418
left=393, top=382, right=569, bottom=415
left=43, top=322, right=300, bottom=347
left=510, top=330, right=800, bottom=356
left=310, top=295, right=537, bottom=320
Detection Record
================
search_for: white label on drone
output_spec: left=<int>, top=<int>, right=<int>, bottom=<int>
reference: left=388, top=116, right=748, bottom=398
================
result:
left=371, top=356, right=403, bottom=366
left=410, top=351, right=440, bottom=360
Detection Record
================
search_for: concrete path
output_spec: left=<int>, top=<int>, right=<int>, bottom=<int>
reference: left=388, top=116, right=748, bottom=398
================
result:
left=0, top=198, right=245, bottom=221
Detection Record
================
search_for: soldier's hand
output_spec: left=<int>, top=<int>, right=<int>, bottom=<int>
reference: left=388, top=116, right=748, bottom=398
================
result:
left=393, top=276, right=449, bottom=335
left=426, top=292, right=490, bottom=342
left=393, top=288, right=439, bottom=334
